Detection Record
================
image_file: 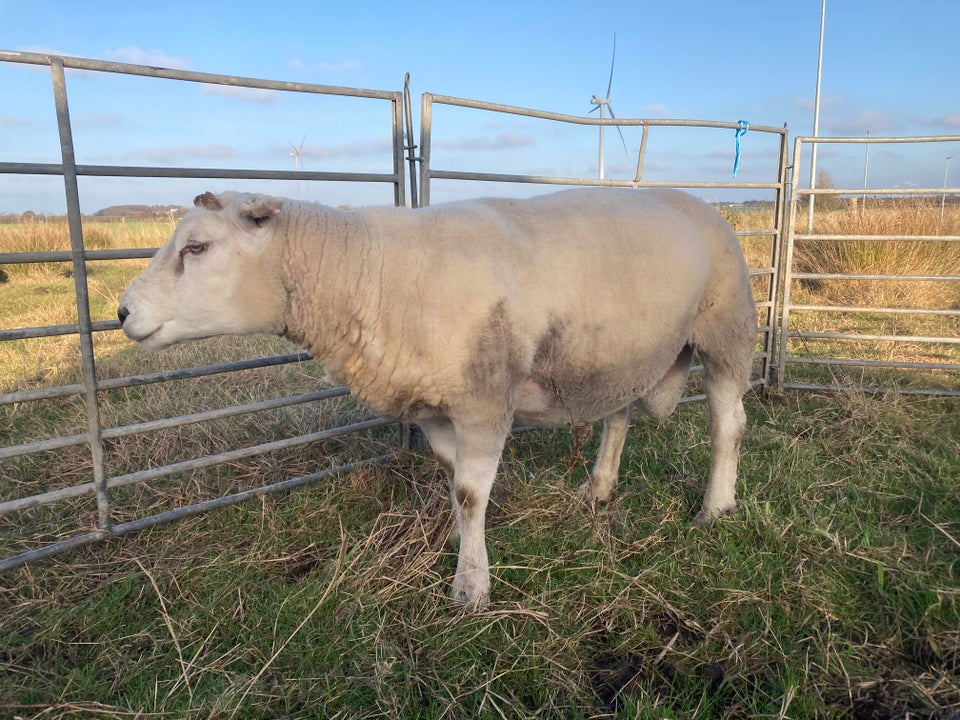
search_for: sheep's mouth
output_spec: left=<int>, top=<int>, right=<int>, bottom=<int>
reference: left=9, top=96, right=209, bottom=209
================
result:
left=124, top=326, right=159, bottom=344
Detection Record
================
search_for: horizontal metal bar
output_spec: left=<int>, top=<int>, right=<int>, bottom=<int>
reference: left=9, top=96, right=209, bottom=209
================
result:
left=0, top=529, right=111, bottom=574
left=780, top=381, right=960, bottom=398
left=795, top=134, right=960, bottom=145
left=0, top=382, right=85, bottom=405
left=785, top=356, right=960, bottom=372
left=790, top=272, right=959, bottom=282
left=0, top=451, right=403, bottom=574
left=749, top=267, right=775, bottom=277
left=795, top=186, right=960, bottom=196
left=107, top=451, right=404, bottom=536
left=787, top=330, right=960, bottom=344
left=0, top=50, right=402, bottom=102
left=736, top=228, right=779, bottom=237
left=104, top=417, right=393, bottom=492
left=0, top=417, right=391, bottom=515
left=0, top=162, right=63, bottom=176
left=102, top=388, right=349, bottom=439
left=0, top=431, right=86, bottom=459
left=788, top=304, right=959, bottom=316
left=0, top=160, right=398, bottom=184
left=0, top=388, right=351, bottom=460
left=793, top=233, right=960, bottom=244
left=0, top=320, right=117, bottom=341
left=424, top=93, right=787, bottom=135
left=426, top=169, right=780, bottom=190
left=97, top=352, right=315, bottom=391
left=0, top=248, right=157, bottom=265
left=76, top=165, right=399, bottom=183
left=0, top=353, right=313, bottom=406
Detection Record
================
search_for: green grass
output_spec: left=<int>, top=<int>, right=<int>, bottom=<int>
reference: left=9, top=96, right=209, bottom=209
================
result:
left=1, top=212, right=959, bottom=718
left=1, top=392, right=958, bottom=719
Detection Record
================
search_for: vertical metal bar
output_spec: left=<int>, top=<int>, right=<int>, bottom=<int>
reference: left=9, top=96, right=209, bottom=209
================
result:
left=403, top=73, right=419, bottom=209
left=777, top=136, right=806, bottom=390
left=391, top=93, right=406, bottom=208
left=762, top=125, right=790, bottom=389
left=419, top=92, right=433, bottom=207
left=633, top=123, right=649, bottom=183
left=49, top=57, right=111, bottom=531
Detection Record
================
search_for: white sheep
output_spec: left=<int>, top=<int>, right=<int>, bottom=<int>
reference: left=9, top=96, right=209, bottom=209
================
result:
left=118, top=188, right=757, bottom=608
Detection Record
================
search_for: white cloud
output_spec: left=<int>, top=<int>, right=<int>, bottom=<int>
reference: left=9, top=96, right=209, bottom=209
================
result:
left=825, top=108, right=896, bottom=135
left=139, top=144, right=239, bottom=162
left=642, top=103, right=671, bottom=118
left=299, top=138, right=393, bottom=159
left=436, top=132, right=536, bottom=151
left=105, top=46, right=190, bottom=70
left=202, top=85, right=280, bottom=104
left=793, top=94, right=846, bottom=112
left=0, top=115, right=29, bottom=127
left=935, top=112, right=960, bottom=129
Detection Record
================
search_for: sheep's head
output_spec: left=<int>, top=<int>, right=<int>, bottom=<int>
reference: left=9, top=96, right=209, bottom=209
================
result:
left=118, top=191, right=287, bottom=351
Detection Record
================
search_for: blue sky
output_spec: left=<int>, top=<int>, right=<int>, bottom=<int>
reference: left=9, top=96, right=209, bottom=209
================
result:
left=1, top=0, right=959, bottom=213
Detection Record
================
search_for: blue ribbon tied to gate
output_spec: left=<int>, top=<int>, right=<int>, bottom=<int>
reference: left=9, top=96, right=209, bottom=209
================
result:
left=733, top=120, right=750, bottom=178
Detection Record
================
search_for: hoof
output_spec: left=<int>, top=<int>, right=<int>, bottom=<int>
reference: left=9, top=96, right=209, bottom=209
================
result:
left=451, top=587, right=489, bottom=612
left=691, top=503, right=737, bottom=529
left=451, top=569, right=490, bottom=611
left=577, top=478, right=613, bottom=504
left=691, top=511, right=716, bottom=529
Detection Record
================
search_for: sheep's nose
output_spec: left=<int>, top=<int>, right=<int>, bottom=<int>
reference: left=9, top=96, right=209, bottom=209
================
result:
left=117, top=306, right=129, bottom=326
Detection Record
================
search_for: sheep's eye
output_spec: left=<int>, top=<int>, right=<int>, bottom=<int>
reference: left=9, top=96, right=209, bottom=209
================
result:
left=180, top=242, right=208, bottom=256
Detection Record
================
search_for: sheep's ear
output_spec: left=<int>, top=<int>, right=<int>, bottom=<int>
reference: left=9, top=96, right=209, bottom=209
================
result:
left=194, top=191, right=223, bottom=211
left=237, top=195, right=283, bottom=228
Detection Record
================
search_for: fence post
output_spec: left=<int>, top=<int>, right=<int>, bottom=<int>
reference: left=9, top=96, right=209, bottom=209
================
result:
left=49, top=57, right=112, bottom=532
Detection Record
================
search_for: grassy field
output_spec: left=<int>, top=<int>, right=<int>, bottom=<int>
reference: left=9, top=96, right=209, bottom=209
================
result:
left=1, top=206, right=959, bottom=718
left=725, top=200, right=960, bottom=393
left=1, top=393, right=958, bottom=719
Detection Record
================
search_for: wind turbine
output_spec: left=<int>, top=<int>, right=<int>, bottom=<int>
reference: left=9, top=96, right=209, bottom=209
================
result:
left=590, top=33, right=628, bottom=180
left=288, top=135, right=305, bottom=200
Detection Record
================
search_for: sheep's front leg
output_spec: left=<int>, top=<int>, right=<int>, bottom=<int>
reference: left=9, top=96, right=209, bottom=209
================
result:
left=450, top=422, right=508, bottom=609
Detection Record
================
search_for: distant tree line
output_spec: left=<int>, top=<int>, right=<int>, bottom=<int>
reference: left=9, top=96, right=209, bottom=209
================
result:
left=0, top=205, right=187, bottom=224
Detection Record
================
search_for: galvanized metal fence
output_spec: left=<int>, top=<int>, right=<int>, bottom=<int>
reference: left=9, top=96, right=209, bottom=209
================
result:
left=0, top=51, right=408, bottom=572
left=780, top=135, right=960, bottom=395
left=3, top=52, right=958, bottom=574
left=419, top=92, right=791, bottom=397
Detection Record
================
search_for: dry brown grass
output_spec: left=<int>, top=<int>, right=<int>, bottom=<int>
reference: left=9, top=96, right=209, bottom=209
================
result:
left=0, top=219, right=174, bottom=280
left=795, top=199, right=960, bottom=310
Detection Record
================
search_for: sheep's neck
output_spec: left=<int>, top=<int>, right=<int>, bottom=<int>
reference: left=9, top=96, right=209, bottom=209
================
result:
left=277, top=205, right=394, bottom=403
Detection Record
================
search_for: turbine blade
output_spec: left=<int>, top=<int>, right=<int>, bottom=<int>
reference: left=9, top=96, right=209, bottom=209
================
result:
left=605, top=33, right=617, bottom=98
left=615, top=125, right=628, bottom=154
left=607, top=104, right=628, bottom=155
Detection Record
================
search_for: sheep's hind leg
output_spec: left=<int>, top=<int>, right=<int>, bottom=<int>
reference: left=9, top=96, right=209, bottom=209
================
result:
left=693, top=355, right=748, bottom=527
left=580, top=346, right=694, bottom=503
left=578, top=406, right=630, bottom=502
left=417, top=417, right=462, bottom=540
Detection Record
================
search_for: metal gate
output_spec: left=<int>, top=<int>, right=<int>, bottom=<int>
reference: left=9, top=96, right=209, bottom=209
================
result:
left=3, top=51, right=958, bottom=574
left=779, top=135, right=960, bottom=395
left=418, top=92, right=790, bottom=398
left=0, top=51, right=408, bottom=572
